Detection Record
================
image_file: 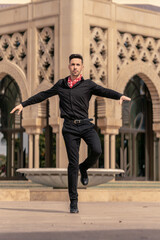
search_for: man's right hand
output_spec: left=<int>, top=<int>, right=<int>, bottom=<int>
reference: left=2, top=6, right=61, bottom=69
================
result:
left=10, top=104, right=23, bottom=115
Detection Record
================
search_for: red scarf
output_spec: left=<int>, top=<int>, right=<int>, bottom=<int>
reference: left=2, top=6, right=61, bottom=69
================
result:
left=68, top=74, right=82, bottom=88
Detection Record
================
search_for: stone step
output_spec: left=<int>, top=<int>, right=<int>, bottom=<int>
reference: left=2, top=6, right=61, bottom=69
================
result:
left=0, top=180, right=160, bottom=188
left=96, top=181, right=160, bottom=189
left=0, top=180, right=45, bottom=188
left=0, top=180, right=160, bottom=202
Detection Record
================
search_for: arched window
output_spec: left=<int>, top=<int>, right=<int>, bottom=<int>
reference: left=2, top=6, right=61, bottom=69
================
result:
left=0, top=75, right=27, bottom=178
left=116, top=75, right=153, bottom=180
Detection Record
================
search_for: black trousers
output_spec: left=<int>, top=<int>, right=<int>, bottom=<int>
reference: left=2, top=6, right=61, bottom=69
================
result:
left=62, top=120, right=102, bottom=202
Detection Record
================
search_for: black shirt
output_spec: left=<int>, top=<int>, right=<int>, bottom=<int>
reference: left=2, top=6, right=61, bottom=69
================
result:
left=21, top=76, right=123, bottom=120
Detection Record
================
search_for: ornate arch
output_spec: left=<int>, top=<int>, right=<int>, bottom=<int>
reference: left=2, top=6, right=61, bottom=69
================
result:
left=116, top=61, right=160, bottom=124
left=0, top=60, right=28, bottom=101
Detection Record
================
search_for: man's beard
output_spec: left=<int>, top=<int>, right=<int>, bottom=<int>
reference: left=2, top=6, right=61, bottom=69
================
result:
left=72, top=71, right=80, bottom=76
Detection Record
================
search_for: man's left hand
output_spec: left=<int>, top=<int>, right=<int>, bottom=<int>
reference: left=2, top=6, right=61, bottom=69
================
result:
left=119, top=96, right=131, bottom=105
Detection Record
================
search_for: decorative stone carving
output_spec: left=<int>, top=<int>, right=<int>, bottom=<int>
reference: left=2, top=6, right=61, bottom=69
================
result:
left=96, top=97, right=106, bottom=118
left=37, top=26, right=54, bottom=84
left=14, top=95, right=21, bottom=128
left=90, top=26, right=107, bottom=84
left=117, top=31, right=160, bottom=78
left=0, top=32, right=27, bottom=75
left=38, top=101, right=47, bottom=118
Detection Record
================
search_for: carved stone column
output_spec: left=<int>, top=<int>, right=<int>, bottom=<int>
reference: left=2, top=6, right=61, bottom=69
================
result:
left=98, top=117, right=121, bottom=170
left=104, top=133, right=116, bottom=169
left=111, top=134, right=116, bottom=169
left=22, top=118, right=45, bottom=169
left=28, top=133, right=40, bottom=168
left=50, top=117, right=68, bottom=168
left=158, top=138, right=160, bottom=181
left=34, top=133, right=40, bottom=168
left=28, top=132, right=40, bottom=168
left=153, top=123, right=160, bottom=180
left=28, top=134, right=34, bottom=168
left=104, top=134, right=109, bottom=168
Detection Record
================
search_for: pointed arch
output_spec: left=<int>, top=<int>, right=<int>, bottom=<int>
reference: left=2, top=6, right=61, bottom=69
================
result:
left=0, top=60, right=28, bottom=101
left=116, top=61, right=160, bottom=123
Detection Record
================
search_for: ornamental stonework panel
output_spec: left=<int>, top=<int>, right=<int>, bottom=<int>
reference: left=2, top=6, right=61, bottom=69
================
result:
left=90, top=26, right=107, bottom=84
left=117, top=31, right=160, bottom=77
left=96, top=97, right=106, bottom=118
left=37, top=26, right=54, bottom=84
left=0, top=31, right=27, bottom=75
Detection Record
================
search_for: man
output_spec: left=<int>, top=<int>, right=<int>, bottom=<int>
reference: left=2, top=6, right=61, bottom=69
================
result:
left=10, top=54, right=131, bottom=213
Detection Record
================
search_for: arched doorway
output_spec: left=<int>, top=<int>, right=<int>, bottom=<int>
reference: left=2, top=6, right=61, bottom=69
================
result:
left=0, top=74, right=28, bottom=179
left=116, top=75, right=153, bottom=180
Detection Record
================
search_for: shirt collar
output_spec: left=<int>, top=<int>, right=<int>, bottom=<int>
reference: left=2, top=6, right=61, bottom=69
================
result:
left=68, top=74, right=82, bottom=82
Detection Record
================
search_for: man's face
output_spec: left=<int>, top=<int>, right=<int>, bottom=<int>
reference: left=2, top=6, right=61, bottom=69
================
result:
left=68, top=58, right=83, bottom=78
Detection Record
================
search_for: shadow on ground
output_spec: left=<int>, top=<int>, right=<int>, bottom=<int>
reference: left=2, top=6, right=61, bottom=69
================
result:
left=0, top=230, right=160, bottom=240
left=0, top=207, right=68, bottom=214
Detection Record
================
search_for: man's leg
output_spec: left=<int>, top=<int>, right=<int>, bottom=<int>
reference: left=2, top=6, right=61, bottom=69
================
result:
left=62, top=131, right=81, bottom=212
left=79, top=126, right=102, bottom=184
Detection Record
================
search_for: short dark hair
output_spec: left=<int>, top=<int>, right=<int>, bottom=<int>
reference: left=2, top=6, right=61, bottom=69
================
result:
left=69, top=54, right=83, bottom=63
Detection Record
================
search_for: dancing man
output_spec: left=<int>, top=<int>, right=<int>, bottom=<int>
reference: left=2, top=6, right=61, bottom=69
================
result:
left=11, top=54, right=131, bottom=213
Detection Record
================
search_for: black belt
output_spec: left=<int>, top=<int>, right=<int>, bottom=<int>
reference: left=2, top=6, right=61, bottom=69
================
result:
left=65, top=118, right=93, bottom=124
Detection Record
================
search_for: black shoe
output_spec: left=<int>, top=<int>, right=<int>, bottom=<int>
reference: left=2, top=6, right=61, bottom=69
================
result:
left=79, top=165, right=88, bottom=186
left=70, top=201, right=79, bottom=213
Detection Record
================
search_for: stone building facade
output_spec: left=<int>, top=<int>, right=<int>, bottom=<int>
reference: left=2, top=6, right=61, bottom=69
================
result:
left=0, top=0, right=160, bottom=180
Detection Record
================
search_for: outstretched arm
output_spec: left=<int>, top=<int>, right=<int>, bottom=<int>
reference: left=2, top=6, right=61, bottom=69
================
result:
left=91, top=81, right=122, bottom=100
left=10, top=104, right=23, bottom=115
left=119, top=95, right=131, bottom=105
left=91, top=81, right=131, bottom=102
left=10, top=81, right=59, bottom=115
